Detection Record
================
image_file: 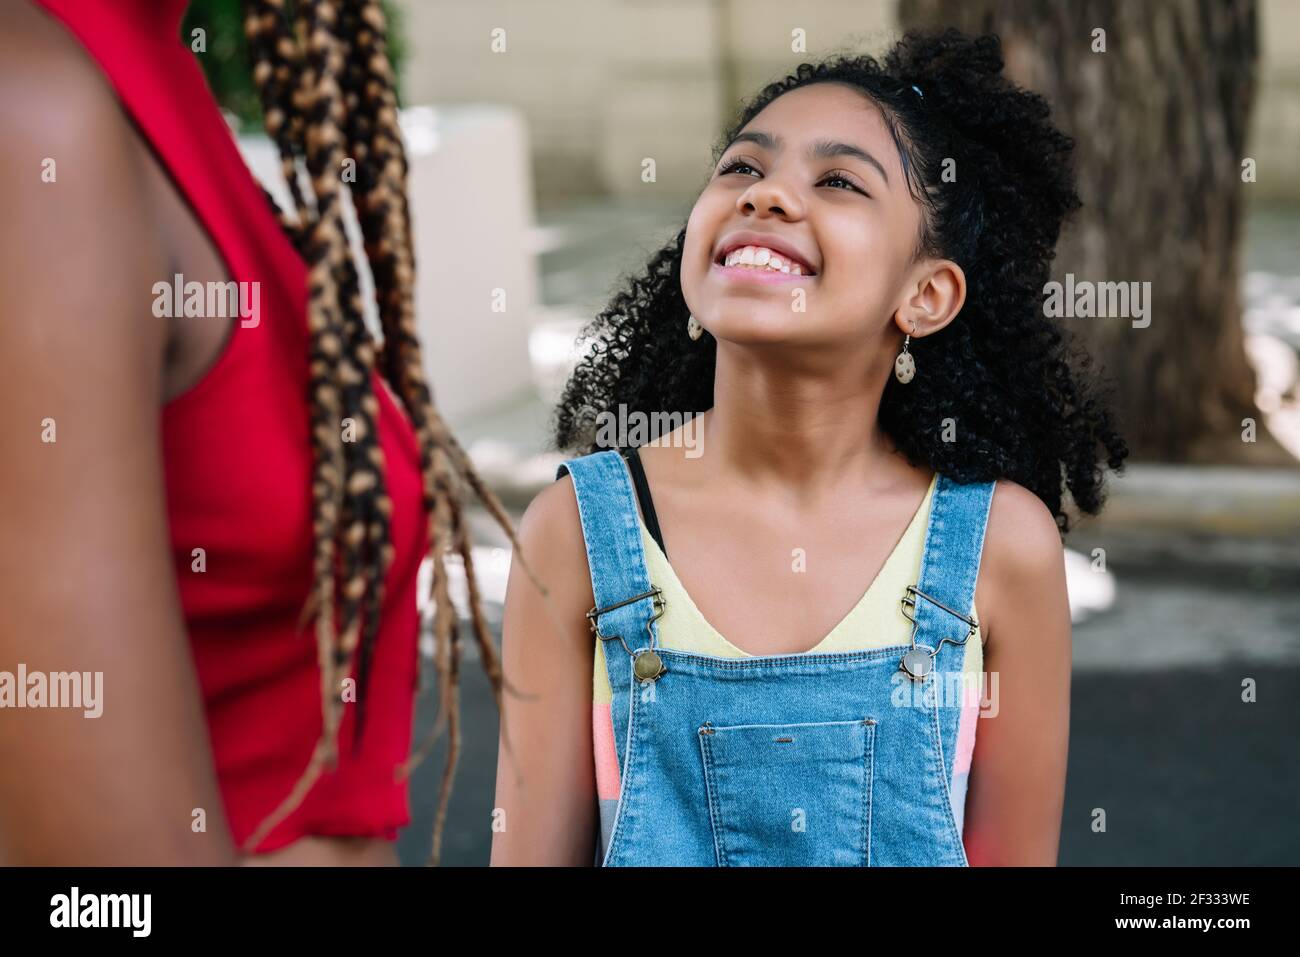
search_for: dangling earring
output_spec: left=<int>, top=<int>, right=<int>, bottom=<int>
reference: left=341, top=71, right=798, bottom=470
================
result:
left=894, top=327, right=916, bottom=383
left=687, top=314, right=704, bottom=341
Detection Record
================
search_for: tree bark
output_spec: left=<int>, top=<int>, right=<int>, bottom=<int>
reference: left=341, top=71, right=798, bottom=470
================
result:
left=898, top=0, right=1290, bottom=464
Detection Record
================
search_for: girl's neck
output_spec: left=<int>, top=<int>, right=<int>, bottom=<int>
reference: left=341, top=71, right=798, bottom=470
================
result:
left=703, top=342, right=901, bottom=495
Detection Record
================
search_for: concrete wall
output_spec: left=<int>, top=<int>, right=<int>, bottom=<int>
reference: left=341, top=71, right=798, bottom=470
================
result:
left=394, top=0, right=1300, bottom=206
left=240, top=105, right=537, bottom=426
left=396, top=0, right=896, bottom=205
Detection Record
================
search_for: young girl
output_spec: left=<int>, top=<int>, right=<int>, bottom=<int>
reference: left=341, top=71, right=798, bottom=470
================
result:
left=491, top=29, right=1126, bottom=867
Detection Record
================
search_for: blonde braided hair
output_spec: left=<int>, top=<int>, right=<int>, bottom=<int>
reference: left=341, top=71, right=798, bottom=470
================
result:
left=241, top=0, right=537, bottom=864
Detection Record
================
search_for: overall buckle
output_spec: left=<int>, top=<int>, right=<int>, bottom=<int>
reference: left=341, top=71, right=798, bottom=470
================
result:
left=587, top=586, right=667, bottom=680
left=898, top=584, right=980, bottom=681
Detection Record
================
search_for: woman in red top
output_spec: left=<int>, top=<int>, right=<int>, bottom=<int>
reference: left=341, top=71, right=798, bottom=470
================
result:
left=0, top=0, right=515, bottom=864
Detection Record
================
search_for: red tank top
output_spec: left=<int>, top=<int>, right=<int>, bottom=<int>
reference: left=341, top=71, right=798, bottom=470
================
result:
left=34, top=0, right=429, bottom=852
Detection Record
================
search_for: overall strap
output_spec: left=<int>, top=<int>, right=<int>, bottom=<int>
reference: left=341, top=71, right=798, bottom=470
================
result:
left=904, top=468, right=997, bottom=827
left=555, top=448, right=660, bottom=713
left=910, top=474, right=997, bottom=657
left=908, top=474, right=996, bottom=826
left=557, top=449, right=663, bottom=866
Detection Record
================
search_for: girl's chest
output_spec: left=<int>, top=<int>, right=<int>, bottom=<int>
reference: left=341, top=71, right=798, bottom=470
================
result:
left=656, top=505, right=915, bottom=657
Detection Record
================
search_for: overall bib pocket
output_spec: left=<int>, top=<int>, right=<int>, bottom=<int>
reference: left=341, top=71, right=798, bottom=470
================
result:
left=698, top=718, right=875, bottom=866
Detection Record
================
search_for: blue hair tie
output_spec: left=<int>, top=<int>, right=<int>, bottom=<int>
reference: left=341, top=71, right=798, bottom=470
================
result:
left=910, top=83, right=925, bottom=98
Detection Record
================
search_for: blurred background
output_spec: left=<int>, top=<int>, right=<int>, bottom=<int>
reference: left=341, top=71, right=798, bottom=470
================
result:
left=185, top=0, right=1300, bottom=865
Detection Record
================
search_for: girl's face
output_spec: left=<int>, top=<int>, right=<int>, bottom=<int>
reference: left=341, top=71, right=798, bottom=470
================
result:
left=681, top=82, right=932, bottom=352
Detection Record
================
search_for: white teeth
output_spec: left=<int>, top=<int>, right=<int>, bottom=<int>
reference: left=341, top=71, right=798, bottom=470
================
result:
left=721, top=244, right=810, bottom=274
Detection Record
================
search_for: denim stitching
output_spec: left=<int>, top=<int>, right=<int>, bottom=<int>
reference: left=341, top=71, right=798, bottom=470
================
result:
left=601, top=668, right=635, bottom=865
left=655, top=645, right=913, bottom=670
left=864, top=720, right=876, bottom=867
left=925, top=664, right=968, bottom=867
left=698, top=730, right=727, bottom=866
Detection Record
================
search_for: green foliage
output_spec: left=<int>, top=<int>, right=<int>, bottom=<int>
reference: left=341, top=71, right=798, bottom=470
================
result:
left=180, top=0, right=407, bottom=132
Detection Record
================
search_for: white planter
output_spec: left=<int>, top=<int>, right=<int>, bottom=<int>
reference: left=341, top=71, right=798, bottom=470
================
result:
left=237, top=104, right=538, bottom=426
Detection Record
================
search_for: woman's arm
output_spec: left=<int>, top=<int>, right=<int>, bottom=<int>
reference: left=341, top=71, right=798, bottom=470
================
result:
left=489, top=476, right=599, bottom=865
left=962, top=481, right=1073, bottom=866
left=0, top=23, right=237, bottom=864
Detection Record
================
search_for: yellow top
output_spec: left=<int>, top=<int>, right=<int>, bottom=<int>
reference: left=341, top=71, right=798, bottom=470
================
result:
left=593, top=472, right=983, bottom=705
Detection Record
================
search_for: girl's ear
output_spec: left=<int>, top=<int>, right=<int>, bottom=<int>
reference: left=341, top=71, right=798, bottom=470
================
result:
left=895, top=259, right=967, bottom=338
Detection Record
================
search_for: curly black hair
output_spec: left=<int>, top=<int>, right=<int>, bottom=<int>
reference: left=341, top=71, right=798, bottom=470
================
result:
left=553, top=28, right=1128, bottom=532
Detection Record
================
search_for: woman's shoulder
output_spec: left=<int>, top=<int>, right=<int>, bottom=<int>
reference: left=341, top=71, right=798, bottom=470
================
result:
left=0, top=6, right=169, bottom=382
left=0, top=1, right=130, bottom=149
left=1, top=1, right=158, bottom=260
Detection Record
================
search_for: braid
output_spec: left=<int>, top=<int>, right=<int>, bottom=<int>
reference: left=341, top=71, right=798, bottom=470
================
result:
left=240, top=0, right=544, bottom=862
left=244, top=0, right=311, bottom=229
left=336, top=0, right=541, bottom=861
left=333, top=0, right=391, bottom=735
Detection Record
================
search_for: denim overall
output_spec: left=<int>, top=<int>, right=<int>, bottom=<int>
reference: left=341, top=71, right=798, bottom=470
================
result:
left=558, top=450, right=994, bottom=867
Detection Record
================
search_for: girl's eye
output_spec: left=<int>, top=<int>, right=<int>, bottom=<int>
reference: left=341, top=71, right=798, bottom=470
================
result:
left=820, top=173, right=866, bottom=194
left=718, top=159, right=758, bottom=177
left=718, top=159, right=866, bottom=196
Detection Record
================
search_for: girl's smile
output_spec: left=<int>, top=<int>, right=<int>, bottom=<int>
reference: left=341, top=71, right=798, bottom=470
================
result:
left=709, top=232, right=820, bottom=285
left=710, top=260, right=817, bottom=285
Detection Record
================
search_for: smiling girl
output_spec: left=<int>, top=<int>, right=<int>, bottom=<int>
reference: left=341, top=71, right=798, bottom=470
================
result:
left=491, top=29, right=1127, bottom=867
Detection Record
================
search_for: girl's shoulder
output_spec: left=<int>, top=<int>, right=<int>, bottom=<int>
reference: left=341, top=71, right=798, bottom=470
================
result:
left=982, top=478, right=1064, bottom=567
left=519, top=466, right=588, bottom=564
left=508, top=468, right=598, bottom=646
left=972, top=477, right=1068, bottom=652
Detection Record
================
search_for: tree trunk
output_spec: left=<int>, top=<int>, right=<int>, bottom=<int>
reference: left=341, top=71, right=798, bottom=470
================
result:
left=898, top=0, right=1290, bottom=464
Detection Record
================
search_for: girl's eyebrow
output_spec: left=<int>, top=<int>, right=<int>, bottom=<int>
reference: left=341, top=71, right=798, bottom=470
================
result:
left=725, top=130, right=890, bottom=187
